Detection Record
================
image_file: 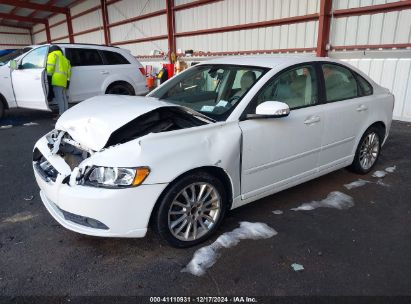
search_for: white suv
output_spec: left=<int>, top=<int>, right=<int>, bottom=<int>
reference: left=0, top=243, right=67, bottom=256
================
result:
left=0, top=43, right=148, bottom=118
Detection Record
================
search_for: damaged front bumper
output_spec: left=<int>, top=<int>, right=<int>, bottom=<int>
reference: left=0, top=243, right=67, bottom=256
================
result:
left=33, top=133, right=167, bottom=238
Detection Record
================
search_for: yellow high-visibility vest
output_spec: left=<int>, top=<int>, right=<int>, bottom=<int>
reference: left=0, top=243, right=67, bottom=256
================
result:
left=46, top=50, right=72, bottom=88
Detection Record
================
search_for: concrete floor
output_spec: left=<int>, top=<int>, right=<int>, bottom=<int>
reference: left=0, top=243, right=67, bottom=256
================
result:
left=0, top=109, right=410, bottom=297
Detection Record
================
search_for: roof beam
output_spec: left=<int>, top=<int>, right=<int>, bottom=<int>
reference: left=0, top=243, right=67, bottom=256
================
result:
left=0, top=12, right=46, bottom=24
left=0, top=0, right=67, bottom=14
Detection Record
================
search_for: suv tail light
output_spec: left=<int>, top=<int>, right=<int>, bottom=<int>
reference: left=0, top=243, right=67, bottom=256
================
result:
left=139, top=67, right=145, bottom=76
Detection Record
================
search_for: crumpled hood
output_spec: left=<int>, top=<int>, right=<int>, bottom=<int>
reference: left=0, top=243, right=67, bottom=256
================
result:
left=55, top=95, right=180, bottom=151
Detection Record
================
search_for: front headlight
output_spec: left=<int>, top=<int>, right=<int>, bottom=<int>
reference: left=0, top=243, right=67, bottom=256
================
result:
left=85, top=166, right=150, bottom=188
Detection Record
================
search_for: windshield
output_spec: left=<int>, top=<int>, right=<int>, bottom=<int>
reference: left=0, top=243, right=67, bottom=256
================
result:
left=149, top=64, right=268, bottom=121
left=0, top=47, right=32, bottom=65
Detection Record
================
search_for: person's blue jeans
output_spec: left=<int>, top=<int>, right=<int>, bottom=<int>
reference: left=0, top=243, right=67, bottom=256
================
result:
left=53, top=86, right=68, bottom=115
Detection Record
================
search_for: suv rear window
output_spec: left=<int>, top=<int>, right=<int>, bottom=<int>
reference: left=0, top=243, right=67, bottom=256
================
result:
left=101, top=50, right=130, bottom=65
left=66, top=48, right=103, bottom=66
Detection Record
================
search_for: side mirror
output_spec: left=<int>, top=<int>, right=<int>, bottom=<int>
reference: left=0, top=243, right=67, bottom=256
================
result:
left=247, top=101, right=290, bottom=119
left=9, top=60, right=18, bottom=70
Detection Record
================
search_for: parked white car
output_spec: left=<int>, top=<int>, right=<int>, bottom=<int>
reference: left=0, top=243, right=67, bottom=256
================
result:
left=0, top=43, right=148, bottom=118
left=33, top=56, right=394, bottom=247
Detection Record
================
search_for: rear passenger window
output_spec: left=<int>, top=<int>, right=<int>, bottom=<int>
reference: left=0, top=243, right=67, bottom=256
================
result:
left=65, top=48, right=103, bottom=66
left=356, top=74, right=373, bottom=96
left=102, top=51, right=130, bottom=65
left=322, top=64, right=358, bottom=102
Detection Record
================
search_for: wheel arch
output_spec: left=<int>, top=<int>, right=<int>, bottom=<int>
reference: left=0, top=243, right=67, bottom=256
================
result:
left=148, top=165, right=234, bottom=228
left=0, top=93, right=9, bottom=110
left=104, top=80, right=135, bottom=95
left=368, top=121, right=386, bottom=139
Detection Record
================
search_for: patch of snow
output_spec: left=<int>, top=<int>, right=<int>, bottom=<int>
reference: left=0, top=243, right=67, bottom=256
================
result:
left=182, top=222, right=277, bottom=276
left=0, top=125, right=12, bottom=129
left=23, top=122, right=39, bottom=127
left=376, top=179, right=389, bottom=187
left=23, top=195, right=34, bottom=201
left=291, top=191, right=354, bottom=211
left=344, top=179, right=370, bottom=190
left=291, top=263, right=304, bottom=272
left=272, top=210, right=283, bottom=215
left=2, top=212, right=36, bottom=223
left=372, top=170, right=387, bottom=178
left=385, top=166, right=396, bottom=173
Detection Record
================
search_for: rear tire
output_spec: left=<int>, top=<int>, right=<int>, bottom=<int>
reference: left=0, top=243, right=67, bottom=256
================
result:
left=349, top=126, right=383, bottom=174
left=106, top=82, right=135, bottom=95
left=0, top=102, right=4, bottom=120
left=154, top=171, right=227, bottom=248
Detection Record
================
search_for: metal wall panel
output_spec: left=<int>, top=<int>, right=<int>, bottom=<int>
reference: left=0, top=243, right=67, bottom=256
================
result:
left=331, top=9, right=411, bottom=46
left=72, top=9, right=103, bottom=33
left=110, top=15, right=167, bottom=43
left=32, top=24, right=44, bottom=33
left=342, top=57, right=411, bottom=121
left=70, top=0, right=100, bottom=16
left=175, top=0, right=319, bottom=33
left=174, top=0, right=196, bottom=5
left=33, top=31, right=47, bottom=44
left=53, top=38, right=70, bottom=43
left=120, top=39, right=168, bottom=56
left=49, top=14, right=66, bottom=25
left=0, top=33, right=31, bottom=45
left=176, top=20, right=318, bottom=52
left=108, top=0, right=166, bottom=23
left=334, top=0, right=402, bottom=10
left=0, top=26, right=29, bottom=34
left=51, top=22, right=69, bottom=39
left=75, top=30, right=105, bottom=44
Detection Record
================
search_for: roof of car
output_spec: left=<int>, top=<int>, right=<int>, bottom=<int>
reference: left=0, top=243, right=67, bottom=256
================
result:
left=199, top=55, right=339, bottom=68
left=29, top=43, right=120, bottom=50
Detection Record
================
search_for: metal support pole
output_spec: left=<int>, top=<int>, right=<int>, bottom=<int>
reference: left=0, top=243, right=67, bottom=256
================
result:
left=316, top=0, right=332, bottom=57
left=100, top=0, right=111, bottom=45
left=166, top=0, right=176, bottom=63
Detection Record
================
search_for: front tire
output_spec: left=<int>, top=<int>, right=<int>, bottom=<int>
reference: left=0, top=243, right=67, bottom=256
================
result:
left=0, top=99, right=5, bottom=119
left=154, top=172, right=227, bottom=248
left=106, top=82, right=135, bottom=95
left=350, top=126, right=382, bottom=174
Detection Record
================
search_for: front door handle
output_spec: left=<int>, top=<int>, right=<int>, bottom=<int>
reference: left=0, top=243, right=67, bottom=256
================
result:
left=101, top=71, right=109, bottom=75
left=356, top=105, right=368, bottom=112
left=304, top=116, right=321, bottom=125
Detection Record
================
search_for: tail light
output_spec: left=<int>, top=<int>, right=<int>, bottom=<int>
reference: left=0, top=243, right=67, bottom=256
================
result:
left=139, top=67, right=145, bottom=76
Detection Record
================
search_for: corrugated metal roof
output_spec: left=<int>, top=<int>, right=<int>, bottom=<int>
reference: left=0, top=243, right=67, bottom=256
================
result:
left=0, top=0, right=78, bottom=29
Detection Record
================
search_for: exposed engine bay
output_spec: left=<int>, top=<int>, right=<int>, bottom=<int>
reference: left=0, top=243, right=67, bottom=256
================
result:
left=41, top=107, right=211, bottom=172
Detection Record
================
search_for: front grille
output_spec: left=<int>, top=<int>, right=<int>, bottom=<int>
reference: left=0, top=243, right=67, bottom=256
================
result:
left=60, top=208, right=109, bottom=230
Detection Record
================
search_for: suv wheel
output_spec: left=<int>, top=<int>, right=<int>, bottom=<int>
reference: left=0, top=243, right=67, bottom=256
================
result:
left=350, top=126, right=382, bottom=174
left=106, top=83, right=135, bottom=95
left=0, top=101, right=5, bottom=120
left=154, top=172, right=227, bottom=248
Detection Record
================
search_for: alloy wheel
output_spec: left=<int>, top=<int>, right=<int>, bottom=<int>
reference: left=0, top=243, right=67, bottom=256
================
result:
left=359, top=132, right=380, bottom=170
left=168, top=182, right=221, bottom=241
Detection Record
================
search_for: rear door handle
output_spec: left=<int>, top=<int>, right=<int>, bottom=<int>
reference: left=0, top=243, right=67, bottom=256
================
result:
left=101, top=71, right=109, bottom=75
left=304, top=116, right=321, bottom=125
left=356, top=105, right=368, bottom=112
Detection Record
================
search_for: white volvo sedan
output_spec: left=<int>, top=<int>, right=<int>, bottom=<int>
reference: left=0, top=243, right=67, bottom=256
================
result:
left=33, top=56, right=394, bottom=247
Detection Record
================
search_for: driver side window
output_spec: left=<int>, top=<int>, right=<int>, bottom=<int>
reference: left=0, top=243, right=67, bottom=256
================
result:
left=20, top=46, right=48, bottom=70
left=255, top=64, right=318, bottom=110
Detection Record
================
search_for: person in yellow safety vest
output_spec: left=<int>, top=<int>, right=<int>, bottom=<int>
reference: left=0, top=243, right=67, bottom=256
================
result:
left=46, top=45, right=71, bottom=118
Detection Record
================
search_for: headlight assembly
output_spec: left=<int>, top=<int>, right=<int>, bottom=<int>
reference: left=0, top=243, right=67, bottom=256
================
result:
left=85, top=166, right=150, bottom=188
